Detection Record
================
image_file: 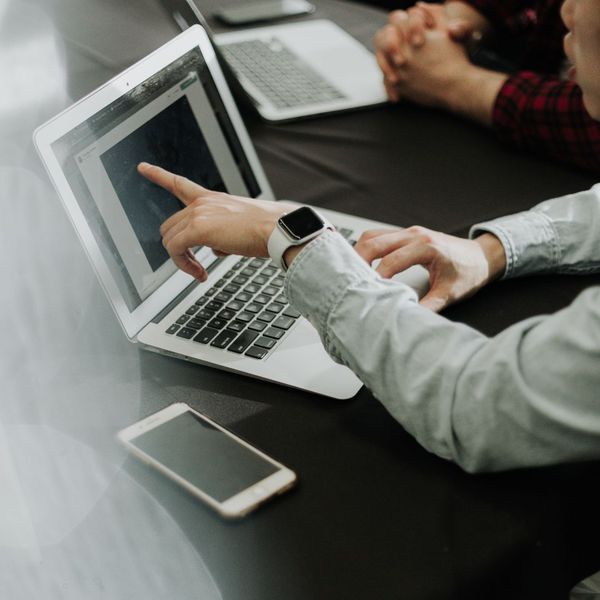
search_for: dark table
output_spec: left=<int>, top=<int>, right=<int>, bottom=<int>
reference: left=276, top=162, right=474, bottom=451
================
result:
left=2, top=1, right=599, bottom=598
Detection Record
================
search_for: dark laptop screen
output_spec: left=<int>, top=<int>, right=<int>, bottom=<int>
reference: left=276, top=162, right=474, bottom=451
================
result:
left=51, top=47, right=261, bottom=311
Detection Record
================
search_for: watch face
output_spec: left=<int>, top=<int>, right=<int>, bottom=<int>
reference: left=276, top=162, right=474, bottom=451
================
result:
left=279, top=207, right=325, bottom=241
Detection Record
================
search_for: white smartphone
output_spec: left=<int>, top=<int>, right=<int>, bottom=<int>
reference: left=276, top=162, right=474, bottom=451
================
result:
left=118, top=403, right=297, bottom=518
left=214, top=0, right=315, bottom=26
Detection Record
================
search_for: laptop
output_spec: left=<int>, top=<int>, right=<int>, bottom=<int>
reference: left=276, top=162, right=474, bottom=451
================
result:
left=35, top=25, right=428, bottom=400
left=162, top=0, right=387, bottom=121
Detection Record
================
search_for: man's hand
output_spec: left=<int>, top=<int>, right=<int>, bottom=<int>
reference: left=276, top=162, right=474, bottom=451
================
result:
left=354, top=226, right=506, bottom=312
left=374, top=2, right=485, bottom=101
left=138, top=162, right=291, bottom=281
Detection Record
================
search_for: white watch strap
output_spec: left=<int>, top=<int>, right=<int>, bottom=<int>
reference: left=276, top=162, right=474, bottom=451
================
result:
left=267, top=211, right=332, bottom=272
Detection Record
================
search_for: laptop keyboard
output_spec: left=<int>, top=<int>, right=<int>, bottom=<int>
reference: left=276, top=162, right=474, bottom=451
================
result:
left=220, top=38, right=347, bottom=109
left=165, top=227, right=354, bottom=360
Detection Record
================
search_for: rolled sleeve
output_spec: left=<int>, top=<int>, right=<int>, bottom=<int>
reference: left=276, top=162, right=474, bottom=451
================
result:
left=470, top=185, right=600, bottom=279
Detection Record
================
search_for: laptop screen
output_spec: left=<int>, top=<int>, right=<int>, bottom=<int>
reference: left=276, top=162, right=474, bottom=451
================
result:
left=51, top=47, right=261, bottom=312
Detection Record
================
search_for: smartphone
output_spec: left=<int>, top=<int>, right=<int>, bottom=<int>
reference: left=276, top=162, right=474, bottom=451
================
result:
left=118, top=403, right=297, bottom=518
left=214, top=0, right=315, bottom=26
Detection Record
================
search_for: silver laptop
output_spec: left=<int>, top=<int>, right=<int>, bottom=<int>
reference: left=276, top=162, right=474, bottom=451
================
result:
left=166, top=0, right=387, bottom=121
left=35, top=26, right=427, bottom=400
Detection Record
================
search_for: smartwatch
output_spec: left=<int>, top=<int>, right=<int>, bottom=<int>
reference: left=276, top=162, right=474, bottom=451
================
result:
left=267, top=206, right=333, bottom=271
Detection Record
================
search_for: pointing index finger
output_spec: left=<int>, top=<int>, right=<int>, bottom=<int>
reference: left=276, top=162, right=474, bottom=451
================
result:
left=137, top=162, right=206, bottom=206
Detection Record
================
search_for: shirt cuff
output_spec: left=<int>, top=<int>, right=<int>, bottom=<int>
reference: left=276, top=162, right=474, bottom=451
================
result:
left=469, top=211, right=560, bottom=279
left=284, top=230, right=418, bottom=354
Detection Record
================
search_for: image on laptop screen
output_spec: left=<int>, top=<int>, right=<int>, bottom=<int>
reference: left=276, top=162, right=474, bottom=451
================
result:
left=51, top=47, right=261, bottom=311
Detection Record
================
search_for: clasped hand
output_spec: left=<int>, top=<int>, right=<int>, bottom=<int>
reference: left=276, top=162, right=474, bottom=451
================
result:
left=374, top=2, right=476, bottom=106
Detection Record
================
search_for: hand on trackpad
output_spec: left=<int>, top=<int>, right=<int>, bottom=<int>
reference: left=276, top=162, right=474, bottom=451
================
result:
left=390, top=264, right=430, bottom=299
left=371, top=258, right=430, bottom=299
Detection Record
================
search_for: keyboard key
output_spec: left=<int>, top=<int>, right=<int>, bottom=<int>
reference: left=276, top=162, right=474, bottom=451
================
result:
left=257, top=311, right=275, bottom=323
left=232, top=275, right=249, bottom=285
left=194, top=327, right=219, bottom=344
left=166, top=324, right=180, bottom=335
left=248, top=321, right=268, bottom=332
left=211, top=330, right=238, bottom=349
left=223, top=270, right=236, bottom=279
left=197, top=308, right=215, bottom=320
left=275, top=293, right=288, bottom=304
left=186, top=305, right=199, bottom=315
left=215, top=278, right=227, bottom=288
left=176, top=315, right=190, bottom=325
left=236, top=311, right=255, bottom=323
left=245, top=303, right=261, bottom=314
left=271, top=277, right=285, bottom=288
left=208, top=318, right=227, bottom=330
left=218, top=309, right=236, bottom=321
left=262, top=286, right=277, bottom=296
left=236, top=292, right=252, bottom=303
left=227, top=300, right=244, bottom=312
left=223, top=283, right=240, bottom=294
left=228, top=331, right=259, bottom=354
left=266, top=303, right=284, bottom=314
left=264, top=326, right=285, bottom=340
left=187, top=318, right=206, bottom=330
left=241, top=267, right=257, bottom=277
left=194, top=297, right=208, bottom=306
left=273, top=316, right=295, bottom=330
left=283, top=307, right=301, bottom=319
left=253, top=275, right=268, bottom=286
left=250, top=258, right=266, bottom=269
left=227, top=320, right=247, bottom=333
left=245, top=345, right=268, bottom=360
left=205, top=287, right=217, bottom=296
left=254, top=294, right=269, bottom=305
left=176, top=327, right=196, bottom=339
left=246, top=283, right=261, bottom=294
left=262, top=266, right=277, bottom=277
left=206, top=300, right=223, bottom=312
left=214, top=292, right=232, bottom=303
left=255, top=336, right=277, bottom=350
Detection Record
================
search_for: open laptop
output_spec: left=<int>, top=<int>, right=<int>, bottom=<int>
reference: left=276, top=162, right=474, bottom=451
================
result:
left=162, top=0, right=387, bottom=121
left=35, top=26, right=427, bottom=400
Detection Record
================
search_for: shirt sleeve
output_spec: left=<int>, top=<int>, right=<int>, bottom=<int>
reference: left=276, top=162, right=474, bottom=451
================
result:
left=470, top=184, right=600, bottom=278
left=492, top=73, right=600, bottom=172
left=285, top=230, right=600, bottom=473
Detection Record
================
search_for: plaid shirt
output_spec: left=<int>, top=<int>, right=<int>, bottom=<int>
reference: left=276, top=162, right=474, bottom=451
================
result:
left=462, top=0, right=600, bottom=172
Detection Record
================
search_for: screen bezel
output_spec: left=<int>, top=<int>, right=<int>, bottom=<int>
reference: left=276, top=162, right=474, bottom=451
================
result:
left=117, top=403, right=296, bottom=518
left=34, top=25, right=275, bottom=340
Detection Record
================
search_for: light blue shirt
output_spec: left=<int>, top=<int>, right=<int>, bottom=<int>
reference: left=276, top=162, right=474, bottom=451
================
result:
left=285, top=185, right=600, bottom=473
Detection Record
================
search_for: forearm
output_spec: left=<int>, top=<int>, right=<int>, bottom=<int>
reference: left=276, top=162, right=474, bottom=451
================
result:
left=286, top=233, right=600, bottom=472
left=444, top=65, right=508, bottom=126
left=491, top=74, right=600, bottom=173
left=470, top=185, right=600, bottom=278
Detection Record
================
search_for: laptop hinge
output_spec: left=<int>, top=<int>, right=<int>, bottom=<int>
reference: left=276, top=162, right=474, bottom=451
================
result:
left=151, top=257, right=225, bottom=324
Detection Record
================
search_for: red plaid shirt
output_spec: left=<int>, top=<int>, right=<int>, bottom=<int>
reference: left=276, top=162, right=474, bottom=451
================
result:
left=462, top=0, right=600, bottom=172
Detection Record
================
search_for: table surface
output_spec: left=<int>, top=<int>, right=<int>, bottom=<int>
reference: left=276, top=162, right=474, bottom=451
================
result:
left=2, top=1, right=600, bottom=599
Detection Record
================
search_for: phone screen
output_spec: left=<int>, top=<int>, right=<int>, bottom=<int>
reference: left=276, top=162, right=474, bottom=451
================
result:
left=216, top=0, right=314, bottom=25
left=131, top=410, right=279, bottom=502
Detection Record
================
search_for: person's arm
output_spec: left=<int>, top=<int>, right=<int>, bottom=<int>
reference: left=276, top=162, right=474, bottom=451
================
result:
left=138, top=164, right=600, bottom=473
left=470, top=184, right=600, bottom=278
left=489, top=74, right=600, bottom=172
left=286, top=231, right=600, bottom=473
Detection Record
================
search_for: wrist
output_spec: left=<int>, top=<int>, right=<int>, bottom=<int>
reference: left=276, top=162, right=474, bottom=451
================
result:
left=444, top=65, right=508, bottom=126
left=475, top=233, right=506, bottom=283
